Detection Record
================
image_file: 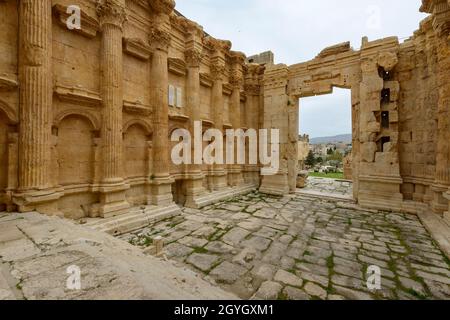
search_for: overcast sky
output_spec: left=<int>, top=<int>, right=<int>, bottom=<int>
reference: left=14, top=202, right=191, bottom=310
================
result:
left=176, top=0, right=428, bottom=138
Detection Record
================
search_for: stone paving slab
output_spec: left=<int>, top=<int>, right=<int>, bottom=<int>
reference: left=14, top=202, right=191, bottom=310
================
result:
left=125, top=191, right=450, bottom=300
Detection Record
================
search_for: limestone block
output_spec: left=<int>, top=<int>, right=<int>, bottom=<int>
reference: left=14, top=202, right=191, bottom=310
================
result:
left=361, top=142, right=377, bottom=163
left=377, top=51, right=398, bottom=71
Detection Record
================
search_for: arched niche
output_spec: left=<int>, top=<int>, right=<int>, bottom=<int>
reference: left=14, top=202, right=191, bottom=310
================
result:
left=123, top=121, right=152, bottom=179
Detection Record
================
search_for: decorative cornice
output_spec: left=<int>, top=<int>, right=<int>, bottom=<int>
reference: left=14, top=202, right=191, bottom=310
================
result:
left=96, top=0, right=127, bottom=29
left=168, top=58, right=187, bottom=76
left=123, top=38, right=152, bottom=61
left=149, top=26, right=171, bottom=51
left=204, top=36, right=232, bottom=53
left=185, top=49, right=203, bottom=68
left=230, top=51, right=246, bottom=66
left=123, top=100, right=152, bottom=116
left=149, top=0, right=175, bottom=15
left=52, top=4, right=100, bottom=38
left=54, top=85, right=102, bottom=108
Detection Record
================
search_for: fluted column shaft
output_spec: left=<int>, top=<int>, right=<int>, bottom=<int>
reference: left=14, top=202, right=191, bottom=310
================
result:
left=150, top=35, right=170, bottom=179
left=100, top=23, right=124, bottom=183
left=18, top=0, right=52, bottom=190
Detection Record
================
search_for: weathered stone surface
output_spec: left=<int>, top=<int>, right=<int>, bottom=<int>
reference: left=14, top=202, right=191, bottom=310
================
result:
left=210, top=262, right=248, bottom=284
left=186, top=254, right=220, bottom=272
left=283, top=286, right=310, bottom=300
left=274, top=270, right=303, bottom=288
left=304, top=282, right=327, bottom=300
left=254, top=281, right=283, bottom=300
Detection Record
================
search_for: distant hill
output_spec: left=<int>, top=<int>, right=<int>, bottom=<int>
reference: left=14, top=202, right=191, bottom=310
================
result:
left=310, top=134, right=352, bottom=145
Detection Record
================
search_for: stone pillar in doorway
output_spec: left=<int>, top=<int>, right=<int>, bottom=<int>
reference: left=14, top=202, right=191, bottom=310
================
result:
left=259, top=64, right=290, bottom=195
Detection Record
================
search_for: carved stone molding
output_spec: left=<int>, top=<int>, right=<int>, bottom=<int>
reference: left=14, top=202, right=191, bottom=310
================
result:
left=204, top=36, right=232, bottom=53
left=229, top=73, right=243, bottom=89
left=244, top=84, right=261, bottom=96
left=200, top=73, right=213, bottom=88
left=54, top=85, right=102, bottom=107
left=222, top=83, right=233, bottom=96
left=149, top=0, right=175, bottom=15
left=0, top=74, right=18, bottom=91
left=230, top=51, right=246, bottom=66
left=96, top=0, right=127, bottom=29
left=149, top=26, right=171, bottom=51
left=123, top=38, right=152, bottom=61
left=168, top=58, right=187, bottom=76
left=185, top=49, right=203, bottom=68
left=52, top=4, right=100, bottom=38
left=123, top=100, right=152, bottom=116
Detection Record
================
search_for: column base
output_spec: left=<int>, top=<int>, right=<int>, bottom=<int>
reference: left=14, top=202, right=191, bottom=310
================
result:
left=184, top=174, right=206, bottom=209
left=95, top=182, right=130, bottom=218
left=358, top=175, right=403, bottom=212
left=150, top=176, right=174, bottom=207
left=443, top=190, right=450, bottom=225
left=259, top=172, right=290, bottom=196
left=228, top=170, right=245, bottom=187
left=431, top=183, right=449, bottom=214
left=211, top=170, right=228, bottom=191
left=13, top=188, right=63, bottom=216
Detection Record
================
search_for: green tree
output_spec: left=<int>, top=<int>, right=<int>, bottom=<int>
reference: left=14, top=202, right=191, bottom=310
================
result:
left=305, top=150, right=316, bottom=167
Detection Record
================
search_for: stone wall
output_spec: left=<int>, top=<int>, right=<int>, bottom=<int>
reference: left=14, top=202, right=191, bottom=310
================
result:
left=260, top=0, right=450, bottom=219
left=0, top=0, right=265, bottom=218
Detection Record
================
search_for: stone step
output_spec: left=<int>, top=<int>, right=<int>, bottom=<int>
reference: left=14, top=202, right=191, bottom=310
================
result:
left=85, top=204, right=181, bottom=236
left=193, top=184, right=256, bottom=208
left=295, top=189, right=355, bottom=203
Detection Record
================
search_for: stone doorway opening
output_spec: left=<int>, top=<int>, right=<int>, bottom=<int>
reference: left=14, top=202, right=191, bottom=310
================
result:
left=172, top=180, right=186, bottom=206
left=298, top=87, right=354, bottom=199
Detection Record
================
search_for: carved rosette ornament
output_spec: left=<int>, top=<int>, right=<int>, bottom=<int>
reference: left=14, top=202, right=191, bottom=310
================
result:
left=96, top=0, right=127, bottom=29
left=185, top=49, right=203, bottom=68
left=149, top=27, right=171, bottom=51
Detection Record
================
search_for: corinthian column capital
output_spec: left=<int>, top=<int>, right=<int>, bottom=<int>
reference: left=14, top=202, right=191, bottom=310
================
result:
left=230, top=73, right=243, bottom=89
left=96, top=0, right=127, bottom=29
left=210, top=63, right=225, bottom=81
left=149, top=26, right=171, bottom=51
left=185, top=49, right=203, bottom=68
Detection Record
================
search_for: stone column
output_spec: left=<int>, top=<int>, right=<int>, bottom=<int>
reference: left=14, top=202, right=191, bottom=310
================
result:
left=207, top=38, right=231, bottom=191
left=149, top=0, right=175, bottom=206
left=228, top=51, right=246, bottom=187
left=259, top=64, right=290, bottom=196
left=96, top=0, right=130, bottom=217
left=184, top=21, right=206, bottom=208
left=244, top=64, right=264, bottom=186
left=425, top=0, right=450, bottom=216
left=14, top=0, right=60, bottom=214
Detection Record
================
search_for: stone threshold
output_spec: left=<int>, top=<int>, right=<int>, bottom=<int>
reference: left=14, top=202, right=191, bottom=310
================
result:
left=84, top=204, right=182, bottom=236
left=295, top=189, right=355, bottom=203
left=190, top=184, right=257, bottom=208
left=417, top=211, right=450, bottom=259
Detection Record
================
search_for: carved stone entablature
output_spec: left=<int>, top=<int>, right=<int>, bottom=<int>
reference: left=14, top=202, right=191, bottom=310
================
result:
left=149, top=26, right=171, bottom=51
left=222, top=83, right=233, bottom=96
left=149, top=0, right=176, bottom=15
left=168, top=58, right=187, bottom=76
left=123, top=100, right=152, bottom=116
left=377, top=51, right=399, bottom=71
left=123, top=38, right=152, bottom=61
left=0, top=74, right=18, bottom=91
left=54, top=85, right=102, bottom=108
left=52, top=4, right=100, bottom=38
left=200, top=73, right=213, bottom=87
left=169, top=113, right=189, bottom=122
left=96, top=0, right=127, bottom=30
left=185, top=49, right=203, bottom=68
left=316, top=41, right=352, bottom=59
left=204, top=36, right=232, bottom=54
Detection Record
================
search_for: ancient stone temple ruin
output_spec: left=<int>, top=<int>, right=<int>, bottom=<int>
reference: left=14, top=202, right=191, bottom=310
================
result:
left=0, top=0, right=449, bottom=231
